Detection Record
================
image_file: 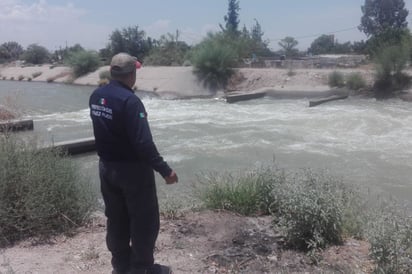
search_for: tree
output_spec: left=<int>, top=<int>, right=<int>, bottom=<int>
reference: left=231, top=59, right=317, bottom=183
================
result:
left=251, top=19, right=264, bottom=44
left=220, top=0, right=240, bottom=36
left=144, top=30, right=190, bottom=66
left=308, top=35, right=335, bottom=55
left=0, top=41, right=23, bottom=62
left=359, top=0, right=409, bottom=38
left=107, top=25, right=153, bottom=61
left=308, top=35, right=354, bottom=55
left=53, top=43, right=84, bottom=63
left=22, top=44, right=49, bottom=64
left=360, top=0, right=409, bottom=55
left=352, top=40, right=368, bottom=54
left=241, top=19, right=272, bottom=58
left=333, top=41, right=353, bottom=54
left=278, top=37, right=299, bottom=58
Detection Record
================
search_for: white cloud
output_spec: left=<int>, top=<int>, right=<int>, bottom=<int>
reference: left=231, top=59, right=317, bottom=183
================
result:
left=0, top=0, right=85, bottom=24
left=0, top=0, right=110, bottom=50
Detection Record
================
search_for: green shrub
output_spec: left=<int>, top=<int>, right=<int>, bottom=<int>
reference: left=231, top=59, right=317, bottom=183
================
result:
left=276, top=170, right=364, bottom=251
left=159, top=198, right=184, bottom=220
left=345, top=73, right=366, bottom=90
left=32, top=71, right=42, bottom=78
left=0, top=134, right=97, bottom=246
left=191, top=33, right=238, bottom=91
left=328, top=71, right=345, bottom=87
left=374, top=43, right=411, bottom=98
left=197, top=167, right=286, bottom=216
left=98, top=70, right=111, bottom=86
left=0, top=107, right=16, bottom=120
left=367, top=200, right=412, bottom=273
left=18, top=75, right=24, bottom=81
left=98, top=79, right=109, bottom=87
left=66, top=50, right=100, bottom=78
left=27, top=77, right=32, bottom=81
left=197, top=167, right=365, bottom=251
left=99, top=70, right=111, bottom=81
left=287, top=69, right=296, bottom=77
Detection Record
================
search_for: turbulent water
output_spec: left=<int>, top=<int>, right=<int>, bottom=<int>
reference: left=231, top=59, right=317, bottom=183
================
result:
left=1, top=80, right=412, bottom=204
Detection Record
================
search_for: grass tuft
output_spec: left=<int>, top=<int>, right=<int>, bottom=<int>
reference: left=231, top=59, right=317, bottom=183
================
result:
left=328, top=71, right=345, bottom=88
left=197, top=167, right=286, bottom=216
left=345, top=72, right=366, bottom=91
left=0, top=134, right=98, bottom=247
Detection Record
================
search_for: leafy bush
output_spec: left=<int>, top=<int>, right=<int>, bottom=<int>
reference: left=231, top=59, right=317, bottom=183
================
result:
left=0, top=108, right=16, bottom=121
left=66, top=50, right=100, bottom=78
left=197, top=167, right=286, bottom=216
left=18, top=75, right=24, bottom=81
left=276, top=170, right=365, bottom=251
left=345, top=73, right=366, bottom=90
left=99, top=70, right=111, bottom=81
left=373, top=43, right=411, bottom=98
left=198, top=167, right=366, bottom=251
left=190, top=33, right=238, bottom=91
left=196, top=165, right=412, bottom=266
left=287, top=68, right=296, bottom=77
left=98, top=79, right=109, bottom=87
left=328, top=71, right=345, bottom=87
left=367, top=200, right=412, bottom=273
left=97, top=70, right=111, bottom=86
left=32, top=71, right=42, bottom=78
left=0, top=134, right=97, bottom=246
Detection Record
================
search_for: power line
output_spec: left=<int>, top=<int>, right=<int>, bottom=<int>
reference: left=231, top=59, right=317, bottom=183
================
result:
left=268, top=26, right=360, bottom=42
left=178, top=26, right=361, bottom=45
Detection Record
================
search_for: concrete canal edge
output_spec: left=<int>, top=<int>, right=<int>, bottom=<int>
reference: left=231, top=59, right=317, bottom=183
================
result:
left=0, top=119, right=34, bottom=132
left=224, top=87, right=351, bottom=104
left=309, top=95, right=349, bottom=107
left=51, top=137, right=96, bottom=155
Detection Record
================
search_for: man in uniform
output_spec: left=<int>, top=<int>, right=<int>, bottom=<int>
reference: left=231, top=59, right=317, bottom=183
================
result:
left=89, top=52, right=178, bottom=274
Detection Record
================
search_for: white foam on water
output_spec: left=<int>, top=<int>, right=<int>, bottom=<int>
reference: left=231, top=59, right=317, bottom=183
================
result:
left=5, top=85, right=411, bottom=203
left=29, top=108, right=90, bottom=123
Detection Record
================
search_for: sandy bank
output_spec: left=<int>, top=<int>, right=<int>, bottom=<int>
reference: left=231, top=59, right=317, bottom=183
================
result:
left=0, top=65, right=216, bottom=98
left=2, top=64, right=408, bottom=100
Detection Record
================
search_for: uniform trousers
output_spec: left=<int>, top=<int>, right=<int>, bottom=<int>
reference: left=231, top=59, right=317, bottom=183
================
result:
left=99, top=160, right=160, bottom=273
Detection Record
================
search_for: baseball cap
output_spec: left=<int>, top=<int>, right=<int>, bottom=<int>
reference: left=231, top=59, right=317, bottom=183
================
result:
left=110, top=53, right=142, bottom=75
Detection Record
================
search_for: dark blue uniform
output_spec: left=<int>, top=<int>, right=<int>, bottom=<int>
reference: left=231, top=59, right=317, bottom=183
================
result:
left=89, top=80, right=171, bottom=273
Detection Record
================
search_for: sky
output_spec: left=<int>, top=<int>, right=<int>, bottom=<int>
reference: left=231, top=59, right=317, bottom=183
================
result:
left=1, top=0, right=412, bottom=52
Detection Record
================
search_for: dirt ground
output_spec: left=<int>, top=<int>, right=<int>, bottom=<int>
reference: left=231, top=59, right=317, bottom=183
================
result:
left=0, top=210, right=375, bottom=274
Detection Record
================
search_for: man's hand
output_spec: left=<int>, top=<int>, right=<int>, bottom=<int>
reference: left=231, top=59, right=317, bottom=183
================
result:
left=165, top=170, right=178, bottom=184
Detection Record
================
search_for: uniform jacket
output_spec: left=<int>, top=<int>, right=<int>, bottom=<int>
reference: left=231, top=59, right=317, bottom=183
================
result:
left=89, top=80, right=172, bottom=178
